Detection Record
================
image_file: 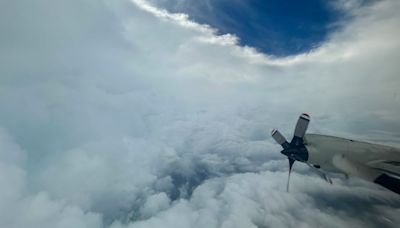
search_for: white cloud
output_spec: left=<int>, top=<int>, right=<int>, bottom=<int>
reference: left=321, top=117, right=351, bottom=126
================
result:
left=0, top=129, right=103, bottom=228
left=0, top=0, right=400, bottom=227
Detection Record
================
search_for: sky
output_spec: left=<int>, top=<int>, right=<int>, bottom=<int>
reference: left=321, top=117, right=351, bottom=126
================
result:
left=0, top=0, right=400, bottom=228
left=150, top=0, right=347, bottom=56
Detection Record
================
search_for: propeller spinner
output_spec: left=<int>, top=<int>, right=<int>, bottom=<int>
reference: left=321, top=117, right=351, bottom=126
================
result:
left=271, top=113, right=330, bottom=191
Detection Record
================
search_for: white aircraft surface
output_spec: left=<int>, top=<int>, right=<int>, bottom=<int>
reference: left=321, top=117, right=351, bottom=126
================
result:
left=271, top=113, right=400, bottom=194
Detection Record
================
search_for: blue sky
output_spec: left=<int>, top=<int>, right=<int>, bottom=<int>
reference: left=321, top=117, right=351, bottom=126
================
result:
left=155, top=0, right=349, bottom=56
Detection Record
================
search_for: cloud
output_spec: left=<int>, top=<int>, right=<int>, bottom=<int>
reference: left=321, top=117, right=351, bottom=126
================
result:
left=0, top=0, right=400, bottom=227
left=0, top=128, right=102, bottom=228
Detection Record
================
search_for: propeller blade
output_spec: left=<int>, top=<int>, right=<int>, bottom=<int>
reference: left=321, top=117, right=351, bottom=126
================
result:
left=293, top=113, right=310, bottom=139
left=287, top=158, right=295, bottom=192
left=306, top=163, right=333, bottom=184
left=271, top=129, right=290, bottom=149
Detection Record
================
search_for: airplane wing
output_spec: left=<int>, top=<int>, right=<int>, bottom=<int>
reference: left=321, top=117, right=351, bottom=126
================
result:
left=345, top=138, right=400, bottom=178
left=367, top=159, right=400, bottom=178
left=304, top=134, right=400, bottom=178
left=273, top=114, right=400, bottom=194
left=305, top=133, right=400, bottom=194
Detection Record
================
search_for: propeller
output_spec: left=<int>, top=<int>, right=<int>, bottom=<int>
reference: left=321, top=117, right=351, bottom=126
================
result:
left=287, top=158, right=295, bottom=192
left=271, top=113, right=331, bottom=191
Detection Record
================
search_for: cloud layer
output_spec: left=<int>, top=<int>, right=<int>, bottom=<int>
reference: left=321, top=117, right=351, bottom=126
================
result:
left=0, top=0, right=400, bottom=227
